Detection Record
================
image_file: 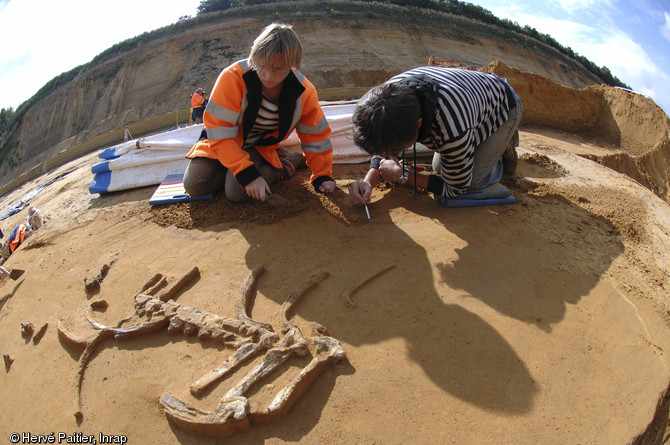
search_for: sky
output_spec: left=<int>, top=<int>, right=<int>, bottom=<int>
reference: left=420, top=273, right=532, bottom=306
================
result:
left=0, top=0, right=202, bottom=110
left=1, top=0, right=669, bottom=117
left=464, top=0, right=670, bottom=116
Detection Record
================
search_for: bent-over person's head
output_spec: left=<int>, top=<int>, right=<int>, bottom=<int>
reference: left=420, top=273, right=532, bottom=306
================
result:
left=249, top=23, right=303, bottom=71
left=352, top=83, right=422, bottom=156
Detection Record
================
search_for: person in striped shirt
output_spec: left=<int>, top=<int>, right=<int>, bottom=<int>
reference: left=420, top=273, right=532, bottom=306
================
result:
left=184, top=23, right=336, bottom=202
left=348, top=66, right=522, bottom=207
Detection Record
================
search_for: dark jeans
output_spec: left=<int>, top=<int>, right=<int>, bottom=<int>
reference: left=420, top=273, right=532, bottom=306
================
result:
left=191, top=107, right=204, bottom=123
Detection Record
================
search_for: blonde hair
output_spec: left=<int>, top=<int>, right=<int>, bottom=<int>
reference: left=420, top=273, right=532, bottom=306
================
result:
left=249, top=23, right=302, bottom=70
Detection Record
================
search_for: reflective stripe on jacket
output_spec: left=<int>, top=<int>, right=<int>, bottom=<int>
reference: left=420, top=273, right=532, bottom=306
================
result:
left=186, top=59, right=333, bottom=187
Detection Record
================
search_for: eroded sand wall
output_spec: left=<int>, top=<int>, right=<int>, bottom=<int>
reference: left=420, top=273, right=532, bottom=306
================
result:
left=485, top=61, right=670, bottom=201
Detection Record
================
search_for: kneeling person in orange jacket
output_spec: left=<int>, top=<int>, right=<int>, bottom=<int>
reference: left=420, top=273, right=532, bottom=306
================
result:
left=183, top=23, right=336, bottom=202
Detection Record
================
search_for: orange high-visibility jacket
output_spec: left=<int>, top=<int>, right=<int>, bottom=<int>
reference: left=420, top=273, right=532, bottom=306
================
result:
left=191, top=92, right=205, bottom=109
left=186, top=59, right=333, bottom=188
left=8, top=224, right=27, bottom=254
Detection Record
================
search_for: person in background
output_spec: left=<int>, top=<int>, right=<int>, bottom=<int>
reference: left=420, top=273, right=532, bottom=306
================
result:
left=348, top=66, right=522, bottom=207
left=183, top=23, right=335, bottom=202
left=190, top=88, right=207, bottom=124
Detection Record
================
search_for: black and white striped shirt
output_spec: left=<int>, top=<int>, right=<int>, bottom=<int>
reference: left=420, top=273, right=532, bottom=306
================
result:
left=244, top=95, right=280, bottom=149
left=389, top=67, right=514, bottom=197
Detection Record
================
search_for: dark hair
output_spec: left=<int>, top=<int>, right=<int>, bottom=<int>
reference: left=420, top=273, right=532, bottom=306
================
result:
left=352, top=83, right=421, bottom=155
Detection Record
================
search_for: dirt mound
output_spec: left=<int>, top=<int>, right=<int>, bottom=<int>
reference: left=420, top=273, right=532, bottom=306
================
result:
left=484, top=60, right=670, bottom=201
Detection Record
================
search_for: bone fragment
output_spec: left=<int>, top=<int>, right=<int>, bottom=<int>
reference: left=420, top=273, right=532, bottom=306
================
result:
left=3, top=353, right=13, bottom=371
left=87, top=313, right=169, bottom=339
left=57, top=320, right=91, bottom=350
left=21, top=321, right=34, bottom=339
left=341, top=264, right=396, bottom=308
left=135, top=273, right=162, bottom=295
left=156, top=266, right=199, bottom=302
left=84, top=263, right=111, bottom=294
left=89, top=299, right=108, bottom=310
left=143, top=276, right=168, bottom=297
left=280, top=271, right=329, bottom=333
left=159, top=393, right=251, bottom=437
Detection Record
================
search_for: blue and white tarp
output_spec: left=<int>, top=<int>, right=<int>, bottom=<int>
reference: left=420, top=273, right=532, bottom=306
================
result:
left=89, top=125, right=204, bottom=194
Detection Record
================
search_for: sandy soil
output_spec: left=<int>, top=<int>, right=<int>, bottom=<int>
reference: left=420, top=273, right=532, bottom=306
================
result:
left=1, top=120, right=670, bottom=444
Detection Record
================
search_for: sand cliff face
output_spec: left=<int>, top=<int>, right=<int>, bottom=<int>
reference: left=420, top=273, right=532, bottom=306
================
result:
left=2, top=5, right=669, bottom=204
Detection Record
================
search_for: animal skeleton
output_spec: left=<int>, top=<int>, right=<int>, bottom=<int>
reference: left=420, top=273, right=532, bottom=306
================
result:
left=59, top=265, right=345, bottom=437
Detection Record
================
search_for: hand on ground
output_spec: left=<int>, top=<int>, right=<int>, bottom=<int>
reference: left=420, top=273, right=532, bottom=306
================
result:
left=319, top=180, right=336, bottom=193
left=245, top=176, right=271, bottom=201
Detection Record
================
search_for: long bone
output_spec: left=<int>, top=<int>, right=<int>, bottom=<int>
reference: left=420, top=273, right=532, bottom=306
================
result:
left=66, top=266, right=279, bottom=420
left=190, top=265, right=276, bottom=396
left=160, top=270, right=346, bottom=437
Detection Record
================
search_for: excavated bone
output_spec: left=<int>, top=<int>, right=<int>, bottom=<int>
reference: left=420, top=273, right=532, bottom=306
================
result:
left=234, top=265, right=273, bottom=332
left=280, top=271, right=329, bottom=333
left=135, top=273, right=162, bottom=295
left=73, top=330, right=113, bottom=420
left=341, top=264, right=395, bottom=308
left=65, top=265, right=346, bottom=437
left=156, top=266, right=199, bottom=302
left=161, top=329, right=308, bottom=436
left=21, top=321, right=34, bottom=339
left=84, top=263, right=111, bottom=294
left=57, top=320, right=92, bottom=350
left=256, top=334, right=346, bottom=423
left=3, top=353, right=13, bottom=371
left=188, top=266, right=278, bottom=397
left=68, top=266, right=277, bottom=420
left=161, top=271, right=346, bottom=437
left=190, top=341, right=262, bottom=397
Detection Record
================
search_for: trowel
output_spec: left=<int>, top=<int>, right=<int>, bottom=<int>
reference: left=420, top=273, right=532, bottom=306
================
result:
left=266, top=193, right=290, bottom=207
left=0, top=267, right=25, bottom=281
left=8, top=269, right=25, bottom=280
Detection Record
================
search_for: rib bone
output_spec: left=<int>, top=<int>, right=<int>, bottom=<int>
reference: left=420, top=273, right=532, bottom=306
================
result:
left=341, top=264, right=395, bottom=308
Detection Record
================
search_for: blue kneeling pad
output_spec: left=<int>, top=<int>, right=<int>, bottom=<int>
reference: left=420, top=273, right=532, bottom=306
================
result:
left=437, top=183, right=515, bottom=208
